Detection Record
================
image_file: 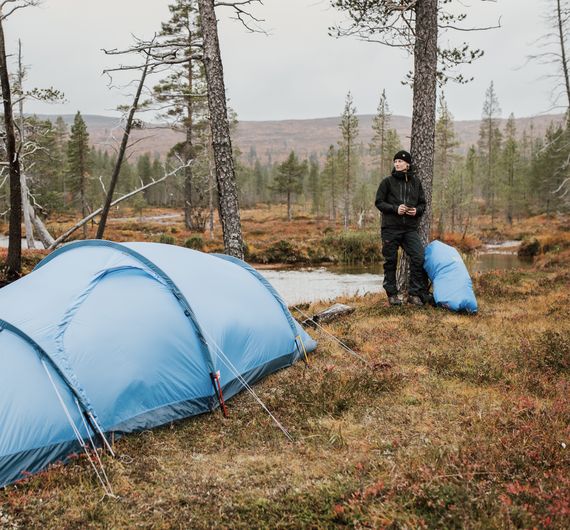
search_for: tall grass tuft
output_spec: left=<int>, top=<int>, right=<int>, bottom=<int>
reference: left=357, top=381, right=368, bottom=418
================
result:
left=158, top=234, right=177, bottom=245
left=322, top=231, right=383, bottom=264
left=184, top=234, right=205, bottom=250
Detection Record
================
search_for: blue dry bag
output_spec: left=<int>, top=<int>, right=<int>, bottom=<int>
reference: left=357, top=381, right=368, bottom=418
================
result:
left=423, top=240, right=477, bottom=313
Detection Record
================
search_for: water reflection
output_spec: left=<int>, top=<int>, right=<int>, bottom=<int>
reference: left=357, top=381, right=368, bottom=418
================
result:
left=466, top=253, right=534, bottom=273
left=259, top=264, right=384, bottom=305
left=257, top=253, right=534, bottom=305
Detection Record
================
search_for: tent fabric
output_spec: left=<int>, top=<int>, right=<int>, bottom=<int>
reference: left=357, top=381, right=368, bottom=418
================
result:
left=423, top=240, right=478, bottom=313
left=0, top=241, right=316, bottom=487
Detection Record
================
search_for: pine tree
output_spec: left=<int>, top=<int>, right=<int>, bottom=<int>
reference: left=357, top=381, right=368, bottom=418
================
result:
left=434, top=93, right=460, bottom=233
left=321, top=145, right=343, bottom=228
left=54, top=116, right=68, bottom=206
left=307, top=159, right=322, bottom=217
left=535, top=122, right=565, bottom=224
left=501, top=114, right=520, bottom=226
left=66, top=112, right=92, bottom=236
left=369, top=89, right=402, bottom=177
left=26, top=117, right=62, bottom=212
left=518, top=127, right=532, bottom=220
left=137, top=152, right=153, bottom=201
left=338, top=91, right=359, bottom=229
left=478, top=81, right=503, bottom=223
left=270, top=151, right=308, bottom=222
left=155, top=0, right=208, bottom=229
left=464, top=145, right=478, bottom=227
left=253, top=159, right=265, bottom=202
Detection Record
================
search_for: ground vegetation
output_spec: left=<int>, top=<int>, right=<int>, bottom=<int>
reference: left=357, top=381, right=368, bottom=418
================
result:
left=1, top=226, right=569, bottom=528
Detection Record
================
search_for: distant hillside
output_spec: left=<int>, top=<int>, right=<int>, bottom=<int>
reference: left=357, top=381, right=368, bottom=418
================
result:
left=36, top=112, right=566, bottom=167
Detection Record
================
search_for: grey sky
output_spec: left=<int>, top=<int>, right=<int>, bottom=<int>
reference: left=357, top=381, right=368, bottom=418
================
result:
left=4, top=0, right=559, bottom=123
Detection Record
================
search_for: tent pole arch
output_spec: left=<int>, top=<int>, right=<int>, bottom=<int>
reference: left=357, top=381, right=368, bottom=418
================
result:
left=0, top=318, right=95, bottom=423
left=34, top=240, right=217, bottom=376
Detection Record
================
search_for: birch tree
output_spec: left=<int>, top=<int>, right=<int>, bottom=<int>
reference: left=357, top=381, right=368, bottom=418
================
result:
left=96, top=59, right=150, bottom=239
left=526, top=0, right=570, bottom=110
left=525, top=0, right=570, bottom=202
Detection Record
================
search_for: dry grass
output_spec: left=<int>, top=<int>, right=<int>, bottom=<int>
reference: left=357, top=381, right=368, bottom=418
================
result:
left=1, top=207, right=570, bottom=528
left=1, top=263, right=570, bottom=529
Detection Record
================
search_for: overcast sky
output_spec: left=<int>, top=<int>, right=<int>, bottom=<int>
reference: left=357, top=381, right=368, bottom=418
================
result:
left=3, top=0, right=561, bottom=123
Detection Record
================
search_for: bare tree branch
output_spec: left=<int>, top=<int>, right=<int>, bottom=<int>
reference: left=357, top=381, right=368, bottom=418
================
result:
left=214, top=0, right=266, bottom=33
left=47, top=161, right=188, bottom=250
left=0, top=0, right=41, bottom=21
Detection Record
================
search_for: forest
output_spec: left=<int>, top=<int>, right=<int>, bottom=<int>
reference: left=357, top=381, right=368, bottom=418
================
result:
left=0, top=2, right=568, bottom=263
left=2, top=82, right=569, bottom=245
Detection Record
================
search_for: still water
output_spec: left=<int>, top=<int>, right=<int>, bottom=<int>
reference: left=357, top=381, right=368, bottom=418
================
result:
left=257, top=251, right=534, bottom=305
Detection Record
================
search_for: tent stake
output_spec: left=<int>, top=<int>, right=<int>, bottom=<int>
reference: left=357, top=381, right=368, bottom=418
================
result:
left=295, top=335, right=310, bottom=368
left=210, top=371, right=228, bottom=418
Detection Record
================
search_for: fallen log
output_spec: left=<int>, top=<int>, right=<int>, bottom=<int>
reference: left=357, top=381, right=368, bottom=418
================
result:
left=302, top=303, right=355, bottom=327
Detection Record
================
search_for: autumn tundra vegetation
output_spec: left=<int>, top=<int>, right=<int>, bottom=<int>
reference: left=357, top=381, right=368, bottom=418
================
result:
left=2, top=0, right=570, bottom=528
left=1, top=214, right=569, bottom=528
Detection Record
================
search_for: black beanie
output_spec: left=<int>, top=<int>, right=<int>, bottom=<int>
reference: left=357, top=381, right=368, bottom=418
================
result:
left=393, top=150, right=411, bottom=163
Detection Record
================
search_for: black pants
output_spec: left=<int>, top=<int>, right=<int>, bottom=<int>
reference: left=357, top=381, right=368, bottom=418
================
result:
left=381, top=228, right=425, bottom=297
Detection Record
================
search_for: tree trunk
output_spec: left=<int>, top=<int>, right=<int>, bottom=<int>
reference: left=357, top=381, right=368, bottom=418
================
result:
left=209, top=154, right=214, bottom=240
left=396, top=252, right=411, bottom=293
left=17, top=41, right=35, bottom=250
left=0, top=17, right=22, bottom=280
left=20, top=176, right=35, bottom=248
left=345, top=143, right=350, bottom=230
left=184, top=44, right=194, bottom=230
left=197, top=0, right=244, bottom=259
left=557, top=0, right=570, bottom=108
left=96, top=64, right=148, bottom=239
left=411, top=0, right=437, bottom=248
left=28, top=205, right=55, bottom=249
left=397, top=0, right=437, bottom=293
left=81, top=190, right=87, bottom=236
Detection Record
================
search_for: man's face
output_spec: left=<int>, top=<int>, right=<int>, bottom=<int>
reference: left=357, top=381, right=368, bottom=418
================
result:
left=394, top=159, right=409, bottom=172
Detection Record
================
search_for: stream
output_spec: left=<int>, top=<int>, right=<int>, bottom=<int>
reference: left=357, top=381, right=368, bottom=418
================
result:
left=0, top=237, right=534, bottom=304
left=256, top=242, right=534, bottom=305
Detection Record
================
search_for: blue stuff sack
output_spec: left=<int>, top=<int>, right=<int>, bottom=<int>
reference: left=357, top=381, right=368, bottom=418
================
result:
left=423, top=240, right=477, bottom=313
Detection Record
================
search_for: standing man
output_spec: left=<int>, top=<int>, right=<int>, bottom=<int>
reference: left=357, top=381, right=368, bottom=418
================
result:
left=375, top=150, right=426, bottom=306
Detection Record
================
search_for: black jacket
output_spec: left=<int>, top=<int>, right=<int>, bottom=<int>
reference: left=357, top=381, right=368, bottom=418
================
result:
left=375, top=169, right=426, bottom=230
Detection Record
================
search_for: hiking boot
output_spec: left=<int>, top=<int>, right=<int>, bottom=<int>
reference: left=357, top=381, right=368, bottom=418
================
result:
left=388, top=294, right=402, bottom=306
left=407, top=295, right=424, bottom=307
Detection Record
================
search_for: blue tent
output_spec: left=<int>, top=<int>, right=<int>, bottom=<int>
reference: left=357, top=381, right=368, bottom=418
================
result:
left=423, top=240, right=478, bottom=313
left=0, top=241, right=316, bottom=487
